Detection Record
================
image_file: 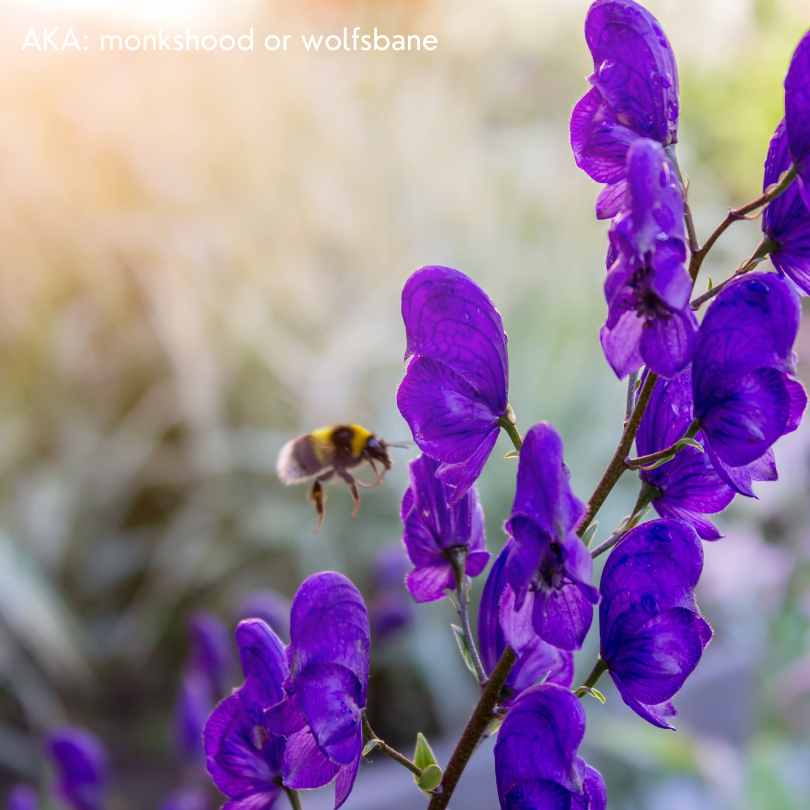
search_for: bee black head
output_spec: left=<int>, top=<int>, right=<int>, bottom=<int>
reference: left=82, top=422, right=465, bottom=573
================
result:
left=364, top=436, right=392, bottom=470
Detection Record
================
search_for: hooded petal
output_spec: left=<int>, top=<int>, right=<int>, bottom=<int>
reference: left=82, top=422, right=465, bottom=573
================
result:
left=785, top=30, right=810, bottom=203
left=584, top=0, right=679, bottom=146
left=397, top=356, right=501, bottom=499
left=636, top=369, right=694, bottom=456
left=288, top=572, right=370, bottom=693
left=570, top=86, right=639, bottom=184
left=692, top=273, right=800, bottom=387
left=509, top=423, right=585, bottom=538
left=401, top=266, right=508, bottom=413
left=639, top=307, right=697, bottom=378
left=600, top=310, right=644, bottom=378
left=295, top=663, right=363, bottom=767
left=495, top=685, right=585, bottom=795
left=235, top=619, right=288, bottom=715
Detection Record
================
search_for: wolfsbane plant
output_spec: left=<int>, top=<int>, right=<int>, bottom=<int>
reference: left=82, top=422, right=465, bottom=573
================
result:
left=186, top=3, right=810, bottom=810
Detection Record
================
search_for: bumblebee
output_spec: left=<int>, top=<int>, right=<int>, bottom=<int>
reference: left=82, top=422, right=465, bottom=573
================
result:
left=277, top=424, right=393, bottom=527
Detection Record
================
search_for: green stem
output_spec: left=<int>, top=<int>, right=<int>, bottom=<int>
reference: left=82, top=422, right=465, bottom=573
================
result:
left=427, top=646, right=517, bottom=810
left=624, top=419, right=700, bottom=470
left=284, top=787, right=303, bottom=810
left=576, top=372, right=658, bottom=538
left=575, top=658, right=609, bottom=698
left=690, top=236, right=777, bottom=310
left=499, top=410, right=523, bottom=451
left=590, top=484, right=656, bottom=559
left=449, top=549, right=488, bottom=686
left=362, top=714, right=423, bottom=778
left=688, top=165, right=797, bottom=283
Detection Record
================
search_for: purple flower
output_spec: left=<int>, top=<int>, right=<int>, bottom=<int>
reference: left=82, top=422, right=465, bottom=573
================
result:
left=599, top=519, right=712, bottom=729
left=238, top=591, right=291, bottom=641
left=397, top=266, right=509, bottom=501
left=502, top=423, right=598, bottom=651
left=189, top=613, right=232, bottom=697
left=601, top=138, right=696, bottom=379
left=571, top=0, right=679, bottom=219
left=159, top=787, right=210, bottom=810
left=6, top=786, right=38, bottom=810
left=265, top=573, right=370, bottom=810
left=369, top=547, right=413, bottom=641
left=785, top=30, right=810, bottom=208
left=762, top=121, right=810, bottom=293
left=400, top=454, right=489, bottom=603
left=175, top=669, right=215, bottom=760
left=479, top=545, right=573, bottom=703
left=636, top=370, right=734, bottom=540
left=494, top=684, right=606, bottom=810
left=692, top=273, right=807, bottom=496
left=46, top=728, right=108, bottom=810
left=204, top=618, right=288, bottom=810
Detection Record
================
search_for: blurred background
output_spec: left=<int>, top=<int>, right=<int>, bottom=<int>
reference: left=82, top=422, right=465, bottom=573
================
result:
left=0, top=0, right=809, bottom=807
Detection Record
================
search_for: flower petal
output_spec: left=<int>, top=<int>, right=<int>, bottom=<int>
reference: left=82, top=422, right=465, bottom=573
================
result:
left=401, top=266, right=508, bottom=412
left=282, top=728, right=340, bottom=790
left=639, top=307, right=697, bottom=378
left=785, top=30, right=810, bottom=199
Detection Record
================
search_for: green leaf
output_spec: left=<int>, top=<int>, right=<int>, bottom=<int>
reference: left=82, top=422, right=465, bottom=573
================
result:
left=580, top=521, right=598, bottom=547
left=362, top=739, right=380, bottom=757
left=450, top=624, right=478, bottom=679
left=413, top=732, right=439, bottom=771
left=417, top=763, right=443, bottom=793
left=640, top=452, right=677, bottom=471
left=577, top=686, right=607, bottom=704
left=504, top=450, right=519, bottom=460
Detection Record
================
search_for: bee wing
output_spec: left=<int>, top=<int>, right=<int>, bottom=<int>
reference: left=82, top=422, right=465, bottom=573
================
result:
left=276, top=438, right=331, bottom=484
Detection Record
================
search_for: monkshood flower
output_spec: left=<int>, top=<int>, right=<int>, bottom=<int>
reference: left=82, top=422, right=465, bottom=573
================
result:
left=400, top=454, right=489, bottom=602
left=6, top=786, right=38, bottom=810
left=636, top=370, right=735, bottom=540
left=785, top=30, right=810, bottom=208
left=762, top=121, right=810, bottom=293
left=397, top=266, right=509, bottom=501
left=189, top=612, right=232, bottom=696
left=46, top=728, right=108, bottom=810
left=692, top=273, right=806, bottom=496
left=174, top=669, right=214, bottom=760
left=204, top=618, right=288, bottom=810
left=503, top=423, right=599, bottom=651
left=599, top=519, right=712, bottom=729
left=265, top=572, right=370, bottom=810
left=601, top=138, right=696, bottom=379
left=571, top=0, right=679, bottom=218
left=479, top=545, right=573, bottom=703
left=369, top=547, right=413, bottom=641
left=494, top=684, right=606, bottom=810
left=238, top=590, right=291, bottom=641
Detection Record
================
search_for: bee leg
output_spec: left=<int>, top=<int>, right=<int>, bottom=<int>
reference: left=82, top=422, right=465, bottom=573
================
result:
left=337, top=470, right=361, bottom=518
left=310, top=471, right=334, bottom=530
left=357, top=458, right=381, bottom=488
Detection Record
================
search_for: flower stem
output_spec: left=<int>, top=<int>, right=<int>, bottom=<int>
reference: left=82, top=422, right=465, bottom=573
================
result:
left=574, top=658, right=609, bottom=698
left=624, top=419, right=701, bottom=470
left=499, top=411, right=523, bottom=451
left=284, top=788, right=303, bottom=810
left=576, top=372, right=658, bottom=538
left=688, top=165, right=797, bottom=283
left=690, top=236, right=777, bottom=310
left=362, top=714, right=424, bottom=778
left=426, top=646, right=517, bottom=810
left=449, top=549, right=488, bottom=686
left=590, top=484, right=656, bottom=558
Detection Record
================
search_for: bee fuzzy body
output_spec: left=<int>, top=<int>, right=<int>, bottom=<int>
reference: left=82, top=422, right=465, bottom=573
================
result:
left=276, top=424, right=392, bottom=527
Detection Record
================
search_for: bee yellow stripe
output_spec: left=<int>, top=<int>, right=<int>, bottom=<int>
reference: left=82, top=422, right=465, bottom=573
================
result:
left=349, top=424, right=372, bottom=458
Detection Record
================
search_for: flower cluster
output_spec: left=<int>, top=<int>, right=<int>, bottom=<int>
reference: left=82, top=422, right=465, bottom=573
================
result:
left=184, top=5, right=810, bottom=810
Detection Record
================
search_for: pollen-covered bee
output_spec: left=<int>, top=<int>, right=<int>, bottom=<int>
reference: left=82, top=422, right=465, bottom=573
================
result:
left=276, top=424, right=395, bottom=528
